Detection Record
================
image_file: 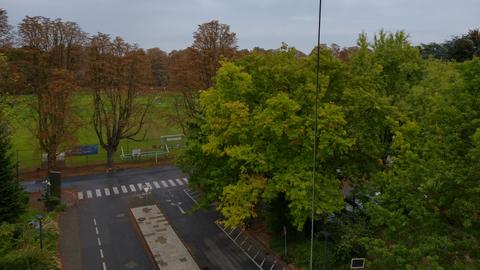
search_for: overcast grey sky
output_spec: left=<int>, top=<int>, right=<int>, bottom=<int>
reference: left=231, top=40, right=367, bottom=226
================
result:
left=2, top=0, right=479, bottom=53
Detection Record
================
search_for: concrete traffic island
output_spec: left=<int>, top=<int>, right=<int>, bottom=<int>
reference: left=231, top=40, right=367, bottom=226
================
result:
left=130, top=205, right=200, bottom=270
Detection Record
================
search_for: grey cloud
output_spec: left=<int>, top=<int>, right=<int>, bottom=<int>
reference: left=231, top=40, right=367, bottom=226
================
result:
left=2, top=0, right=479, bottom=53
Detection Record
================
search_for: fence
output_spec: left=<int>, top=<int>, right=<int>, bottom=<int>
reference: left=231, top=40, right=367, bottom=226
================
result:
left=14, top=135, right=186, bottom=177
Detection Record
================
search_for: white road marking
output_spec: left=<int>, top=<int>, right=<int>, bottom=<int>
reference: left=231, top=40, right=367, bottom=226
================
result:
left=175, top=178, right=184, bottom=186
left=145, top=182, right=152, bottom=189
left=137, top=183, right=143, bottom=190
left=173, top=202, right=186, bottom=214
left=129, top=184, right=136, bottom=192
left=183, top=177, right=189, bottom=184
left=112, top=187, right=119, bottom=194
left=97, top=237, right=102, bottom=246
left=102, top=261, right=107, bottom=270
left=87, top=190, right=93, bottom=198
left=183, top=189, right=198, bottom=204
left=104, top=188, right=110, bottom=196
left=121, top=185, right=128, bottom=193
left=78, top=192, right=84, bottom=200
left=99, top=249, right=104, bottom=259
left=168, top=179, right=176, bottom=186
left=161, top=180, right=168, bottom=188
left=93, top=218, right=97, bottom=226
left=95, top=189, right=102, bottom=197
left=153, top=181, right=161, bottom=188
left=95, top=227, right=99, bottom=235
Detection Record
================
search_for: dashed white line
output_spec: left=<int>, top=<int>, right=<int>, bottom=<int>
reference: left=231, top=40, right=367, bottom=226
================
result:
left=97, top=237, right=102, bottom=246
left=129, top=184, right=136, bottom=192
left=183, top=177, right=189, bottom=184
left=121, top=185, right=128, bottom=193
left=95, top=227, right=99, bottom=235
left=153, top=181, right=161, bottom=188
left=161, top=180, right=168, bottom=188
left=99, top=248, right=104, bottom=259
left=102, top=261, right=107, bottom=270
left=137, top=183, right=143, bottom=190
left=95, top=189, right=102, bottom=197
left=104, top=188, right=110, bottom=196
left=87, top=190, right=93, bottom=198
left=168, top=179, right=176, bottom=186
left=112, top=187, right=119, bottom=194
left=78, top=192, right=84, bottom=200
left=175, top=178, right=184, bottom=186
left=93, top=218, right=97, bottom=226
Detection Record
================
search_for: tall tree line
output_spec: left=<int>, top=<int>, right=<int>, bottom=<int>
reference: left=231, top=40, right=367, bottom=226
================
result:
left=0, top=8, right=241, bottom=170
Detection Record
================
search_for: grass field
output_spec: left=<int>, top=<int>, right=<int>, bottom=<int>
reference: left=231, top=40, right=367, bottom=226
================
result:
left=4, top=91, right=183, bottom=171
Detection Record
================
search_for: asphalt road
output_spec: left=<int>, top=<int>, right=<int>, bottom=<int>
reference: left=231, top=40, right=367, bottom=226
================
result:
left=52, top=166, right=259, bottom=270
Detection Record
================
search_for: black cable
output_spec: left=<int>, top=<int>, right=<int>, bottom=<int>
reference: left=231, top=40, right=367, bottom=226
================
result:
left=309, top=0, right=322, bottom=269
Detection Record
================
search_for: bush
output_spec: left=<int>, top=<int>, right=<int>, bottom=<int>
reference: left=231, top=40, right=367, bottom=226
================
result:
left=0, top=247, right=58, bottom=270
left=43, top=196, right=60, bottom=211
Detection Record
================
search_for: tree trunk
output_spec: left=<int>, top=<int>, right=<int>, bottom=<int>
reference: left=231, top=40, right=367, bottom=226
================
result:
left=106, top=147, right=114, bottom=170
left=47, top=151, right=57, bottom=172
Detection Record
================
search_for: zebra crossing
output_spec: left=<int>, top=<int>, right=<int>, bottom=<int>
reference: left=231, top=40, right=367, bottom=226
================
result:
left=77, top=177, right=189, bottom=201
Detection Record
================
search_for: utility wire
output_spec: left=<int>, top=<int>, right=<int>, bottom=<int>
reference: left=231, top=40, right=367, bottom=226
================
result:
left=310, top=0, right=322, bottom=269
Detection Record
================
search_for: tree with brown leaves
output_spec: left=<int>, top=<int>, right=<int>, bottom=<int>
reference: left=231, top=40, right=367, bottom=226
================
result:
left=17, top=16, right=86, bottom=170
left=87, top=34, right=153, bottom=169
left=192, top=20, right=238, bottom=88
left=36, top=69, right=79, bottom=170
left=146, top=47, right=168, bottom=88
left=167, top=20, right=237, bottom=134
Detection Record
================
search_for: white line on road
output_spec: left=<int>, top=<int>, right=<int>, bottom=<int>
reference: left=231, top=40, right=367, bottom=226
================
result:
left=99, top=248, right=104, bottom=259
left=129, top=184, right=136, bottom=192
left=93, top=218, right=97, bottom=226
left=137, top=183, right=143, bottom=190
left=173, top=202, right=186, bottom=214
left=145, top=182, right=152, bottom=189
left=161, top=180, right=168, bottom=188
left=97, top=237, right=102, bottom=246
left=102, top=261, right=107, bottom=270
left=183, top=189, right=198, bottom=204
left=121, top=185, right=128, bottom=193
left=78, top=192, right=84, bottom=200
left=104, top=188, right=110, bottom=196
left=95, top=227, right=99, bottom=235
left=153, top=181, right=161, bottom=188
left=112, top=187, right=119, bottom=194
left=95, top=189, right=102, bottom=197
left=175, top=178, right=184, bottom=185
left=87, top=190, right=93, bottom=198
left=182, top=177, right=189, bottom=184
left=168, top=179, right=176, bottom=186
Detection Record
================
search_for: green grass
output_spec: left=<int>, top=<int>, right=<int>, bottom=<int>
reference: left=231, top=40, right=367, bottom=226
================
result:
left=4, top=92, right=183, bottom=171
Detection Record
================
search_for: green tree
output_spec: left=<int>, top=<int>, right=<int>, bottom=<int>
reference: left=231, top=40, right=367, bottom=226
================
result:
left=362, top=58, right=480, bottom=269
left=0, top=122, right=26, bottom=223
left=179, top=46, right=353, bottom=230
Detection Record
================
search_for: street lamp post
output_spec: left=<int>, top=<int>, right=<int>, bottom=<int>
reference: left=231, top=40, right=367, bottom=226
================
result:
left=36, top=214, right=44, bottom=250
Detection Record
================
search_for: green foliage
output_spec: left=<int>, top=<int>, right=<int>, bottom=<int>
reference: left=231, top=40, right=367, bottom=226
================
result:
left=0, top=122, right=27, bottom=223
left=181, top=32, right=480, bottom=269
left=179, top=46, right=351, bottom=230
left=43, top=196, right=60, bottom=212
left=0, top=211, right=59, bottom=270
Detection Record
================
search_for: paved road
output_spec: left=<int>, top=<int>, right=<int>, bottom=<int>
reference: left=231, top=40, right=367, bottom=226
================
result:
left=53, top=166, right=258, bottom=270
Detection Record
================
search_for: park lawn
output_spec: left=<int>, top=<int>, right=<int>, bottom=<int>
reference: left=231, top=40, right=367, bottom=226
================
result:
left=5, top=91, right=182, bottom=171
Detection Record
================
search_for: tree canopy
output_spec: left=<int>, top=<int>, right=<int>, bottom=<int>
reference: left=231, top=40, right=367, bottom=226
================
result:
left=179, top=32, right=480, bottom=269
